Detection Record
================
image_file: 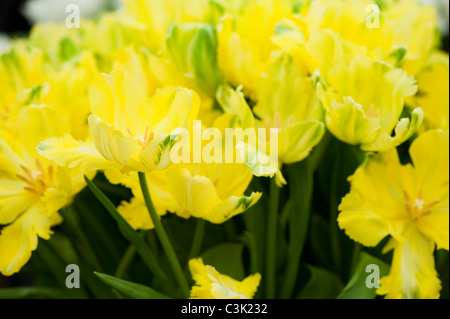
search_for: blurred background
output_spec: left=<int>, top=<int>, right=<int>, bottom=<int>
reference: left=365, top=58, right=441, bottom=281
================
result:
left=1, top=0, right=449, bottom=54
left=0, top=0, right=120, bottom=54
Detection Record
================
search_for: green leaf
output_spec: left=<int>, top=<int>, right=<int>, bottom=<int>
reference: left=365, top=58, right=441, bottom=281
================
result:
left=436, top=249, right=449, bottom=299
left=243, top=231, right=259, bottom=275
left=338, top=252, right=390, bottom=299
left=94, top=272, right=170, bottom=299
left=280, top=160, right=314, bottom=298
left=297, top=265, right=344, bottom=299
left=36, top=240, right=89, bottom=298
left=0, top=287, right=65, bottom=299
left=309, top=214, right=332, bottom=267
left=201, top=243, right=245, bottom=280
left=84, top=176, right=167, bottom=282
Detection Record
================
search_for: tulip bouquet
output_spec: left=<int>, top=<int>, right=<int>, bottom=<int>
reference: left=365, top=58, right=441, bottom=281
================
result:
left=0, top=0, right=448, bottom=300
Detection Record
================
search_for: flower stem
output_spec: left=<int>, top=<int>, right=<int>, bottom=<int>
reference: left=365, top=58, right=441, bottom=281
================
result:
left=265, top=178, right=280, bottom=299
left=138, top=172, right=189, bottom=298
left=280, top=160, right=313, bottom=298
left=188, top=219, right=205, bottom=260
left=115, top=244, right=136, bottom=279
left=330, top=145, right=342, bottom=275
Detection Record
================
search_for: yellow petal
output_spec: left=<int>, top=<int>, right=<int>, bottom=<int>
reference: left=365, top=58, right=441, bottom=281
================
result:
left=338, top=150, right=410, bottom=246
left=361, top=108, right=424, bottom=152
left=88, top=114, right=142, bottom=168
left=216, top=85, right=255, bottom=130
left=206, top=192, right=262, bottom=224
left=417, top=209, right=449, bottom=251
left=279, top=120, right=325, bottom=164
left=0, top=139, right=27, bottom=178
left=38, top=134, right=120, bottom=171
left=378, top=225, right=441, bottom=299
left=325, top=96, right=381, bottom=146
left=188, top=257, right=261, bottom=299
left=165, top=167, right=220, bottom=219
left=0, top=179, right=34, bottom=224
left=0, top=204, right=60, bottom=276
left=118, top=196, right=155, bottom=230
left=17, top=105, right=69, bottom=157
left=236, top=273, right=262, bottom=299
left=408, top=52, right=449, bottom=131
left=409, top=130, right=449, bottom=202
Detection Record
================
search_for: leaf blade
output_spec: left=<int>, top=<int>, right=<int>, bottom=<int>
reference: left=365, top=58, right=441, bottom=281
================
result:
left=84, top=175, right=168, bottom=282
left=338, top=252, right=390, bottom=299
left=94, top=272, right=171, bottom=299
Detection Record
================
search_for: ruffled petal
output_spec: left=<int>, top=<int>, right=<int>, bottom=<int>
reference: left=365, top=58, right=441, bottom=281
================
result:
left=38, top=134, right=120, bottom=171
left=378, top=225, right=441, bottom=299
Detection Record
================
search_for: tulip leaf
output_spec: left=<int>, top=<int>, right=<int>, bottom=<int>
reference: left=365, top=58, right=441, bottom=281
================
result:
left=94, top=272, right=170, bottom=299
left=297, top=265, right=344, bottom=299
left=338, top=252, right=390, bottom=299
left=0, top=287, right=65, bottom=299
left=280, top=160, right=314, bottom=298
left=84, top=176, right=167, bottom=282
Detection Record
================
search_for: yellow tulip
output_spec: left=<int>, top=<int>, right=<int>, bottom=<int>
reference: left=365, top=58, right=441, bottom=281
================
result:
left=338, top=130, right=449, bottom=298
left=408, top=51, right=449, bottom=132
left=38, top=55, right=201, bottom=173
left=0, top=105, right=90, bottom=276
left=217, top=0, right=293, bottom=99
left=214, top=85, right=285, bottom=184
left=304, top=0, right=438, bottom=71
left=214, top=51, right=326, bottom=185
left=254, top=53, right=325, bottom=165
left=0, top=44, right=45, bottom=109
left=189, top=258, right=261, bottom=299
left=272, top=27, right=417, bottom=157
left=123, top=0, right=225, bottom=53
left=318, top=50, right=422, bottom=151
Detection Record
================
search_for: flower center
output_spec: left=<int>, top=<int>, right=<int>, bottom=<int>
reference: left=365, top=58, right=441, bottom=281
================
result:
left=128, top=126, right=154, bottom=149
left=404, top=191, right=438, bottom=220
left=366, top=103, right=380, bottom=118
left=16, top=159, right=54, bottom=195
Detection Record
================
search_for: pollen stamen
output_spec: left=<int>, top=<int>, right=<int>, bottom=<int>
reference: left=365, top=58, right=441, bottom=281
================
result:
left=404, top=190, right=440, bottom=220
left=16, top=160, right=54, bottom=195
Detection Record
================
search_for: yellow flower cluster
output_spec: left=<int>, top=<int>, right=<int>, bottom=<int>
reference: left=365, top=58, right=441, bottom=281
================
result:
left=0, top=0, right=448, bottom=299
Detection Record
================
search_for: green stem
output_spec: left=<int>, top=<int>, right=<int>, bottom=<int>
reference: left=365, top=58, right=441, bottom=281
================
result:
left=280, top=160, right=314, bottom=298
left=188, top=219, right=205, bottom=260
left=244, top=231, right=259, bottom=275
left=37, top=241, right=88, bottom=298
left=310, top=131, right=332, bottom=172
left=330, top=145, right=342, bottom=275
left=60, top=206, right=103, bottom=272
left=265, top=178, right=280, bottom=299
left=349, top=243, right=362, bottom=278
left=115, top=244, right=136, bottom=279
left=138, top=172, right=189, bottom=298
